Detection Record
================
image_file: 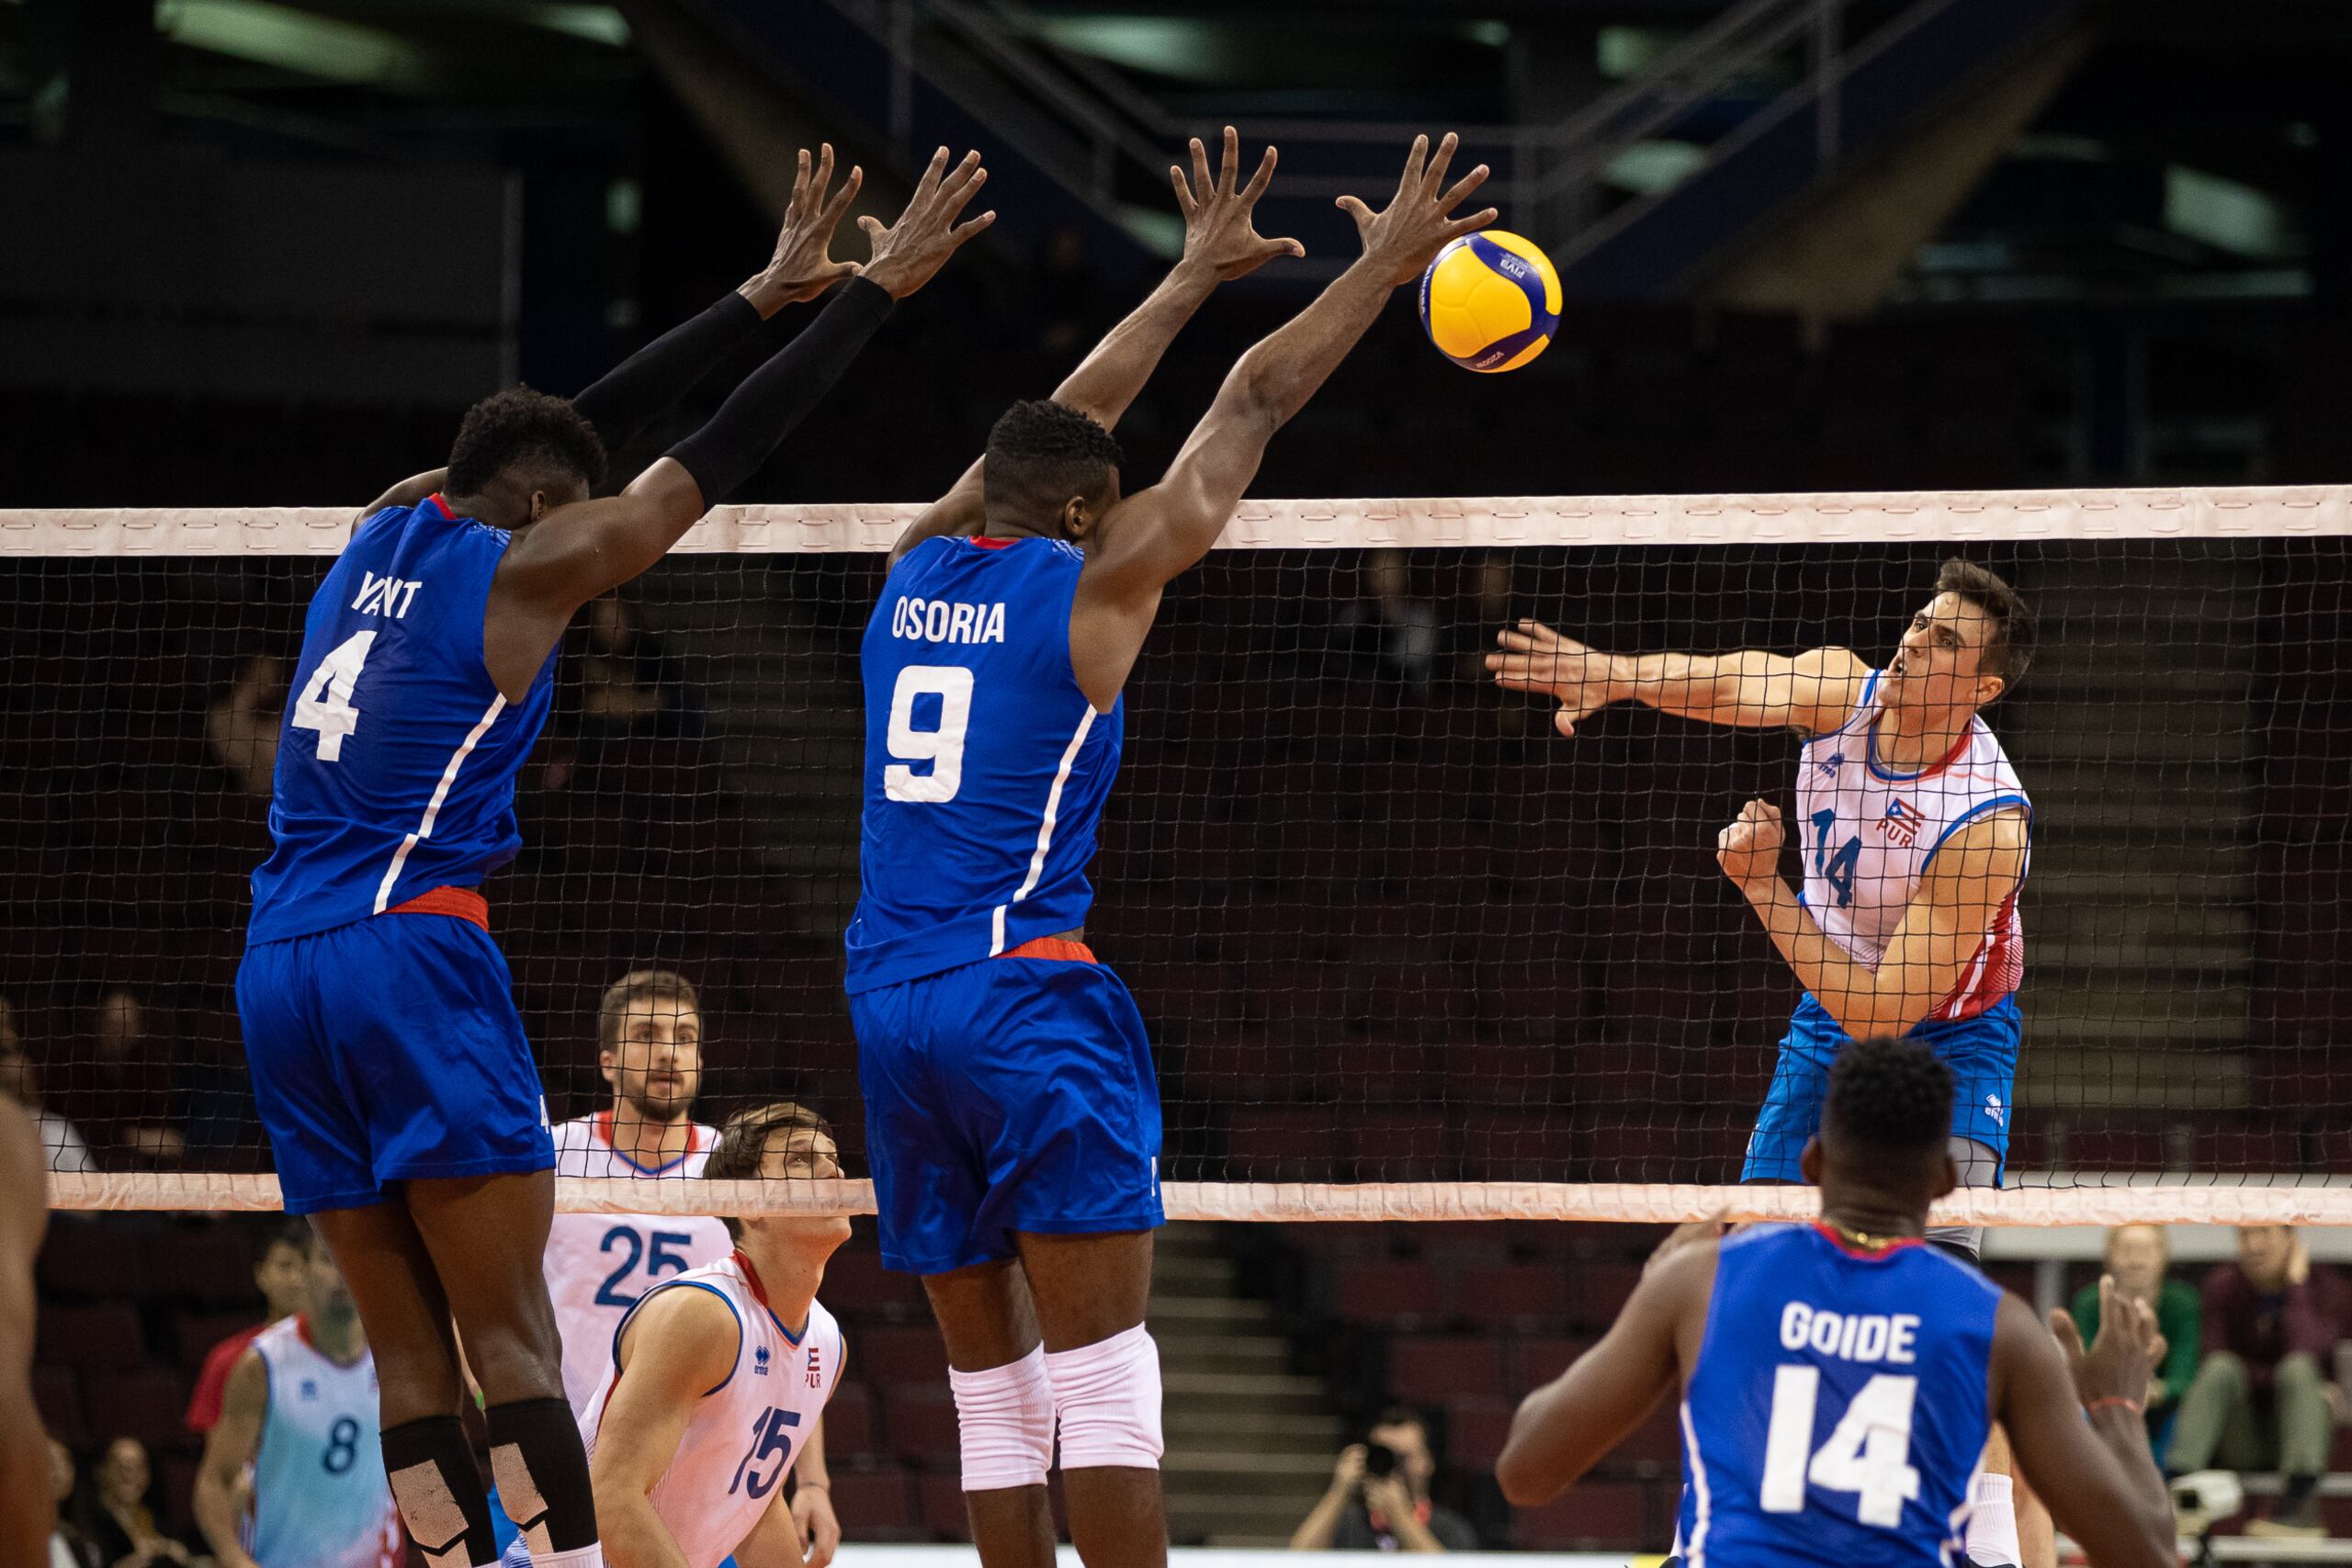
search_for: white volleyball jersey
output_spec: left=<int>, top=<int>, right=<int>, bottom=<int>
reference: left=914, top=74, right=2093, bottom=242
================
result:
left=1794, top=671, right=2031, bottom=1022
left=545, top=1113, right=732, bottom=1413
left=246, top=1316, right=401, bottom=1568
left=581, top=1253, right=844, bottom=1568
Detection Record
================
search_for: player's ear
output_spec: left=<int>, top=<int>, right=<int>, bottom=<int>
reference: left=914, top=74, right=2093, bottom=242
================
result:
left=1062, top=494, right=1092, bottom=540
left=1931, top=1148, right=1960, bottom=1202
left=1798, top=1137, right=1823, bottom=1185
left=598, top=1047, right=618, bottom=1088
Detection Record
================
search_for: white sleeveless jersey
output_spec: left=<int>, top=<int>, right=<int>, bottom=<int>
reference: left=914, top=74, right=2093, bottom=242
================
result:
left=1794, top=671, right=2032, bottom=1022
left=246, top=1316, right=401, bottom=1568
left=581, top=1254, right=844, bottom=1568
left=545, top=1113, right=732, bottom=1413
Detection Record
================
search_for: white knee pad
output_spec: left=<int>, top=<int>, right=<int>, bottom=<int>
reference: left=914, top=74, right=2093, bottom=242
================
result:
left=948, top=1345, right=1056, bottom=1492
left=1046, top=1324, right=1164, bottom=1471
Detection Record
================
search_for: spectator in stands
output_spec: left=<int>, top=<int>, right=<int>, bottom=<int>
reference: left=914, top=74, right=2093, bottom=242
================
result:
left=2166, top=1224, right=2349, bottom=1540
left=183, top=1221, right=312, bottom=1436
left=48, top=1438, right=100, bottom=1568
left=2072, top=1224, right=2200, bottom=1462
left=1290, top=1405, right=1479, bottom=1551
left=73, top=1437, right=192, bottom=1568
left=52, top=992, right=184, bottom=1169
left=204, top=655, right=285, bottom=799
left=0, top=1002, right=97, bottom=1174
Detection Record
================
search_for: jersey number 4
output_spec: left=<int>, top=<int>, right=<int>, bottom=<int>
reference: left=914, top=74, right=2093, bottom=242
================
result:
left=291, top=629, right=378, bottom=762
left=884, top=665, right=974, bottom=804
left=1760, top=1367, right=1921, bottom=1528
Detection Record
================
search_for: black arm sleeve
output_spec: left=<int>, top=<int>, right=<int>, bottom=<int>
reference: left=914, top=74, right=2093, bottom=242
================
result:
left=666, top=278, right=894, bottom=503
left=570, top=290, right=763, bottom=453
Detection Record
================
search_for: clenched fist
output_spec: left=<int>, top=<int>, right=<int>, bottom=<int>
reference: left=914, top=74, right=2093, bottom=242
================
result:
left=1716, top=798, right=1786, bottom=890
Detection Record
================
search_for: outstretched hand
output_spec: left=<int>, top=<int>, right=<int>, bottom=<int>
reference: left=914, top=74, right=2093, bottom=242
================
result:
left=742, top=144, right=865, bottom=314
left=1337, top=132, right=1498, bottom=287
left=1488, top=619, right=1620, bottom=736
left=858, top=147, right=995, bottom=300
left=1172, top=126, right=1305, bottom=283
left=2052, top=1274, right=2166, bottom=1413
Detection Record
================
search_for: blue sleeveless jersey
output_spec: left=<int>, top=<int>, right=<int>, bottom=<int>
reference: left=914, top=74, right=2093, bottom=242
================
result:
left=845, top=535, right=1123, bottom=993
left=247, top=497, right=557, bottom=945
left=1678, top=1225, right=2000, bottom=1568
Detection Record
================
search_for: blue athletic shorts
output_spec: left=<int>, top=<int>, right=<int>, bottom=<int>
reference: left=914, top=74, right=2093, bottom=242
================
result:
left=238, top=913, right=553, bottom=1214
left=850, top=949, right=1164, bottom=1275
left=1742, top=991, right=2020, bottom=1182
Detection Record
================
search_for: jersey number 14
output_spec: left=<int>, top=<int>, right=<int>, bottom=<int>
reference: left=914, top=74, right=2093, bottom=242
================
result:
left=1760, top=1367, right=1921, bottom=1528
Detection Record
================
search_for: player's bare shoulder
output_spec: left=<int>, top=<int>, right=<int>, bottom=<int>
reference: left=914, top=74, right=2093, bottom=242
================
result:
left=1787, top=646, right=1878, bottom=736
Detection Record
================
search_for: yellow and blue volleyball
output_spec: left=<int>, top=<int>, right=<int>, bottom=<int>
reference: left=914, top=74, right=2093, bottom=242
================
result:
left=1418, top=231, right=1562, bottom=373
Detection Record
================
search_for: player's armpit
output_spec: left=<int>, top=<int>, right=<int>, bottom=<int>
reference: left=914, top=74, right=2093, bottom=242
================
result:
left=356, top=468, right=449, bottom=526
left=593, top=1287, right=741, bottom=1568
left=888, top=457, right=987, bottom=569
left=1992, top=1294, right=2174, bottom=1568
left=1495, top=1238, right=1709, bottom=1506
left=193, top=1350, right=268, bottom=1568
left=1853, top=810, right=2030, bottom=1038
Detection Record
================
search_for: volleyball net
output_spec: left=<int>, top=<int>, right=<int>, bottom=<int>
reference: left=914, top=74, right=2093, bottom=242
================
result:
left=4, top=487, right=2346, bottom=1224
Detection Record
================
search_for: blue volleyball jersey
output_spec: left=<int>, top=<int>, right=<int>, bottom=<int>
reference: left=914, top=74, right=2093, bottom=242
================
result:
left=247, top=497, right=556, bottom=944
left=845, top=535, right=1123, bottom=992
left=1678, top=1224, right=2000, bottom=1568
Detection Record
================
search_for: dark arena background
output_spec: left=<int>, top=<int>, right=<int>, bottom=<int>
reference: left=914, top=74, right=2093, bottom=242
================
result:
left=4, top=0, right=2351, bottom=1558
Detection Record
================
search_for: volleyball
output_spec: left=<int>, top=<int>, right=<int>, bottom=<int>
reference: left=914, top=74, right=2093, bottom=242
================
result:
left=1418, top=230, right=1562, bottom=372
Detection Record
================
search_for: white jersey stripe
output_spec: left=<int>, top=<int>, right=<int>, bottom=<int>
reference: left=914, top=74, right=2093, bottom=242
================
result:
left=1680, top=1400, right=1713, bottom=1568
left=371, top=693, right=507, bottom=912
left=990, top=705, right=1097, bottom=955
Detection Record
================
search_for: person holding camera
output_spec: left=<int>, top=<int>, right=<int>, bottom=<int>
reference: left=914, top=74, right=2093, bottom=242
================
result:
left=1289, top=1407, right=1478, bottom=1551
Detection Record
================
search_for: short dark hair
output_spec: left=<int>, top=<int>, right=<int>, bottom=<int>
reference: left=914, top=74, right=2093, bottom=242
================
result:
left=705, top=1100, right=835, bottom=1239
left=1933, top=558, right=2035, bottom=691
left=983, top=399, right=1124, bottom=509
left=446, top=386, right=607, bottom=496
left=596, top=969, right=700, bottom=1059
left=1824, top=1037, right=1952, bottom=1156
left=261, top=1218, right=316, bottom=1263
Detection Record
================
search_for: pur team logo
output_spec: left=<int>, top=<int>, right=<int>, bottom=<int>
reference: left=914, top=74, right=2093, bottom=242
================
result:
left=1878, top=796, right=1921, bottom=849
left=753, top=1345, right=772, bottom=1377
left=807, top=1347, right=823, bottom=1389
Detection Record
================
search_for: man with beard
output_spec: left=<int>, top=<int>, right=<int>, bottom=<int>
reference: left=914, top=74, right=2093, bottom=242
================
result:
left=541, top=971, right=838, bottom=1565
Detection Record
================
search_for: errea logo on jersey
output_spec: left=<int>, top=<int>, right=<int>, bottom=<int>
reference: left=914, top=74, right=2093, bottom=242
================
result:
left=350, top=570, right=420, bottom=619
left=753, top=1345, right=771, bottom=1377
left=890, top=595, right=1006, bottom=645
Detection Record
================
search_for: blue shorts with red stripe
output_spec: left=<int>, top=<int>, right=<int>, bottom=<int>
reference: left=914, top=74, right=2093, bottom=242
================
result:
left=1742, top=991, right=2019, bottom=1182
left=238, top=900, right=552, bottom=1214
left=850, top=940, right=1163, bottom=1275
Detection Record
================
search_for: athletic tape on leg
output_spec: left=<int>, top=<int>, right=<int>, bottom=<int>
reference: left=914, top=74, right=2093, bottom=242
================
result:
left=1046, top=1324, right=1164, bottom=1471
left=949, top=1344, right=1055, bottom=1491
left=382, top=1416, right=499, bottom=1568
left=487, top=1398, right=600, bottom=1558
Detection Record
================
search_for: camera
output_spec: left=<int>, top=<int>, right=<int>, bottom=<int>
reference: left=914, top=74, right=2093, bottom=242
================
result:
left=1363, top=1440, right=1402, bottom=1480
left=2168, top=1470, right=2243, bottom=1535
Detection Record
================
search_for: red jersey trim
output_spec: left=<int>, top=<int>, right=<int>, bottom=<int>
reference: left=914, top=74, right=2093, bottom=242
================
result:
left=731, top=1248, right=809, bottom=1346
left=591, top=1111, right=709, bottom=1173
left=1812, top=1222, right=1925, bottom=1260
left=997, top=936, right=1097, bottom=964
left=426, top=492, right=456, bottom=521
left=385, top=886, right=490, bottom=930
left=967, top=535, right=1017, bottom=549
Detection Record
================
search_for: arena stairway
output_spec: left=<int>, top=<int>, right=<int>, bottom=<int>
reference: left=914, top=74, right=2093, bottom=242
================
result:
left=1155, top=1223, right=1346, bottom=1547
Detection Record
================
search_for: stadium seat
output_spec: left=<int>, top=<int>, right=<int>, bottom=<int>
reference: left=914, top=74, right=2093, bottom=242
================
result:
left=821, top=1249, right=926, bottom=1320
left=37, top=1302, right=145, bottom=1369
left=84, top=1367, right=187, bottom=1448
left=174, top=1310, right=261, bottom=1371
left=849, top=1325, right=951, bottom=1387
left=1386, top=1336, right=1507, bottom=1404
left=32, top=1363, right=84, bottom=1444
left=1443, top=1396, right=1518, bottom=1467
left=827, top=1469, right=919, bottom=1538
left=1329, top=1260, right=1446, bottom=1328
left=917, top=1472, right=976, bottom=1540
left=39, top=1217, right=146, bottom=1299
left=883, top=1386, right=962, bottom=1464
left=816, top=1382, right=877, bottom=1460
left=1512, top=1479, right=1649, bottom=1549
left=146, top=1225, right=261, bottom=1305
left=1453, top=1266, right=1571, bottom=1332
left=1513, top=1335, right=1598, bottom=1393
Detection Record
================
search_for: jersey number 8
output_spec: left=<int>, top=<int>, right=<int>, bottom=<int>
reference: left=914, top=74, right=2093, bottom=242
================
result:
left=884, top=664, right=974, bottom=804
left=1759, top=1366, right=1921, bottom=1528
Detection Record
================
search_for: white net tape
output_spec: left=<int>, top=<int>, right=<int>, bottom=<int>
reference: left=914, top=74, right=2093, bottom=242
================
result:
left=14, top=487, right=2351, bottom=1225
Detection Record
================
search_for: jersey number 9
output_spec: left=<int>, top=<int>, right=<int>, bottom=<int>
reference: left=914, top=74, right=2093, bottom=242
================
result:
left=885, top=665, right=974, bottom=804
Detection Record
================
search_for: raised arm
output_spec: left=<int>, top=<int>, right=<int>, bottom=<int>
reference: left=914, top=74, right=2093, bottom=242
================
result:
left=888, top=127, right=1305, bottom=567
left=1489, top=624, right=1874, bottom=738
left=193, top=1350, right=268, bottom=1568
left=1080, top=133, right=1494, bottom=614
left=592, top=1287, right=742, bottom=1568
left=1717, top=804, right=2028, bottom=1041
left=1997, top=1281, right=2175, bottom=1568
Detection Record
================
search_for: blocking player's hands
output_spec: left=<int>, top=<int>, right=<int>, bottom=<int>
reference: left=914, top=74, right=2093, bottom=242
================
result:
left=1644, top=1213, right=1725, bottom=1279
left=1487, top=620, right=1621, bottom=736
left=2051, top=1275, right=2165, bottom=1414
left=1715, top=799, right=1786, bottom=891
left=741, top=145, right=865, bottom=315
left=790, top=1483, right=841, bottom=1568
left=1337, top=132, right=1498, bottom=287
left=1172, top=125, right=1306, bottom=283
left=856, top=147, right=995, bottom=299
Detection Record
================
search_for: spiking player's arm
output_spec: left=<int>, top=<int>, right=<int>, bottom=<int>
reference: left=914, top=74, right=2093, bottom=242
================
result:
left=888, top=128, right=1305, bottom=569
left=591, top=1287, right=741, bottom=1568
left=1069, top=132, right=1494, bottom=694
left=1718, top=802, right=2029, bottom=1040
left=193, top=1349, right=268, bottom=1568
left=1495, top=1223, right=1717, bottom=1506
left=0, top=1102, right=47, bottom=1568
left=1996, top=1280, right=2175, bottom=1568
left=1488, top=624, right=1874, bottom=739
left=484, top=151, right=990, bottom=695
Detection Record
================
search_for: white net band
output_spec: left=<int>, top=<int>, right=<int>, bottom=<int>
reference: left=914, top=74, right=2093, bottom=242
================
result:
left=43, top=1175, right=2352, bottom=1226
left=5, top=484, right=2348, bottom=555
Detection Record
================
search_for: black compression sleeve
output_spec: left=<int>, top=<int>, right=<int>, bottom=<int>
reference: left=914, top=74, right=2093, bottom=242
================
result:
left=570, top=290, right=763, bottom=453
left=666, top=277, right=894, bottom=504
